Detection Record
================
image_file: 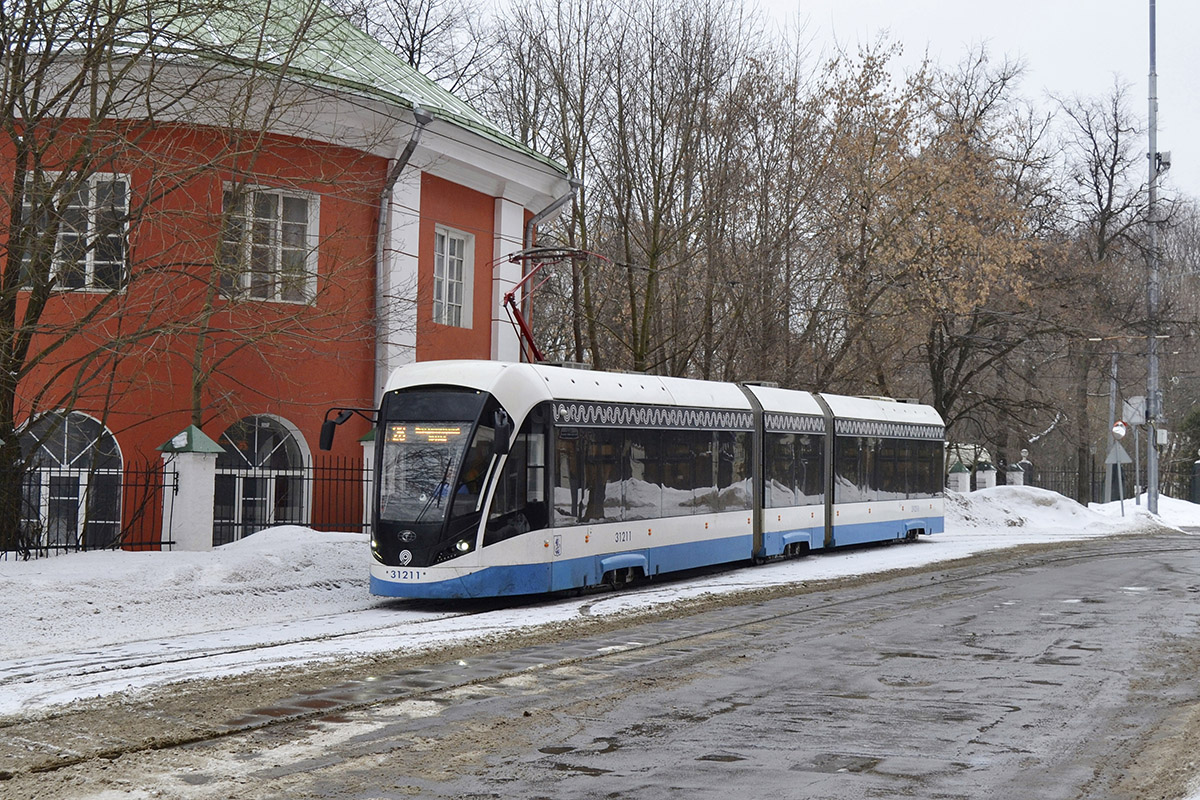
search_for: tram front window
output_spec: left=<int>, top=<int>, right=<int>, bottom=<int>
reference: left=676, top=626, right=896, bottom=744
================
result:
left=379, top=422, right=473, bottom=523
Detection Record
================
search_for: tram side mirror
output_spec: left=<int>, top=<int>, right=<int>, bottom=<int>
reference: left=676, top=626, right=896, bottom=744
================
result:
left=493, top=409, right=512, bottom=456
left=320, top=409, right=354, bottom=451
left=319, top=420, right=337, bottom=451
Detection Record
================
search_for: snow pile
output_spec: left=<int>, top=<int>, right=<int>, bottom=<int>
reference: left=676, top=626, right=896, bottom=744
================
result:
left=952, top=485, right=1169, bottom=538
left=1090, top=491, right=1200, bottom=530
left=1, top=527, right=372, bottom=659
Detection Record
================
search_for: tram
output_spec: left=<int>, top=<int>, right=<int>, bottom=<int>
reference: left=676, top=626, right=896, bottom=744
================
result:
left=322, top=360, right=945, bottom=599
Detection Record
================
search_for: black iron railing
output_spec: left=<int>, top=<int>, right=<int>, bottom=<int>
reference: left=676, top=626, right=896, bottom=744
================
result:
left=213, top=455, right=368, bottom=546
left=1, top=460, right=171, bottom=560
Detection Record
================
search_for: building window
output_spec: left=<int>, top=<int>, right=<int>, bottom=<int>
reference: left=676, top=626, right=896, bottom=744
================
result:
left=19, top=411, right=123, bottom=549
left=214, top=415, right=309, bottom=545
left=220, top=186, right=318, bottom=302
left=21, top=173, right=129, bottom=290
left=434, top=227, right=472, bottom=327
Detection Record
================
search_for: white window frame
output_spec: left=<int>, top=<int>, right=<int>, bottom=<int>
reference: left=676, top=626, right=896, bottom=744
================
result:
left=19, top=411, right=124, bottom=548
left=434, top=226, right=473, bottom=328
left=213, top=414, right=312, bottom=545
left=22, top=172, right=130, bottom=292
left=220, top=184, right=320, bottom=303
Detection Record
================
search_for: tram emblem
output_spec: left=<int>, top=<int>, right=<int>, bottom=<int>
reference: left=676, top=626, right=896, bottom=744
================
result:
left=398, top=550, right=413, bottom=566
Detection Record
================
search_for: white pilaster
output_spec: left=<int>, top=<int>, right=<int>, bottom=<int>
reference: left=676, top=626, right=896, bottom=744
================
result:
left=492, top=196, right=525, bottom=362
left=376, top=173, right=422, bottom=400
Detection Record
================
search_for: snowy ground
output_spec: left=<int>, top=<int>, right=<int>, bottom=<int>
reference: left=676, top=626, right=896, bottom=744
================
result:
left=1, top=487, right=1197, bottom=721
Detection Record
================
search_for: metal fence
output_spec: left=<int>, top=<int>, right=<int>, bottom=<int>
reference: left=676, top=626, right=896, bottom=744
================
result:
left=1, top=460, right=172, bottom=560
left=212, top=455, right=368, bottom=546
left=4, top=455, right=369, bottom=558
left=1002, top=462, right=1196, bottom=505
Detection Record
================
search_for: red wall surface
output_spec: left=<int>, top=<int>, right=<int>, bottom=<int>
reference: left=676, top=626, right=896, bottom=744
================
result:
left=415, top=173, right=496, bottom=362
left=12, top=127, right=386, bottom=465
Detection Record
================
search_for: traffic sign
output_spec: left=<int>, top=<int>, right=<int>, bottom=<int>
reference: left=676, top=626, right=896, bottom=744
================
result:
left=1105, top=442, right=1133, bottom=465
left=1123, top=396, right=1146, bottom=426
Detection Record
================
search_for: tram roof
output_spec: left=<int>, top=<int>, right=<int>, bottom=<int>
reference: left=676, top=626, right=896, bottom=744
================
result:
left=383, top=361, right=943, bottom=428
left=385, top=361, right=753, bottom=412
left=741, top=384, right=824, bottom=417
left=819, top=393, right=944, bottom=428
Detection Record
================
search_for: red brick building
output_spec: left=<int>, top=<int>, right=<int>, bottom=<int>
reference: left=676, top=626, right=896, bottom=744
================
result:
left=6, top=1, right=570, bottom=548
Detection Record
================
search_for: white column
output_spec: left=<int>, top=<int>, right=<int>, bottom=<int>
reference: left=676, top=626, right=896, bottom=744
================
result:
left=492, top=196, right=525, bottom=362
left=361, top=436, right=375, bottom=534
left=376, top=173, right=422, bottom=400
left=161, top=451, right=218, bottom=551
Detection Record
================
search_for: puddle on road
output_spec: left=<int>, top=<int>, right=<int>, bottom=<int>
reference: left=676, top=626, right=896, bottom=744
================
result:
left=794, top=752, right=882, bottom=774
left=552, top=762, right=612, bottom=776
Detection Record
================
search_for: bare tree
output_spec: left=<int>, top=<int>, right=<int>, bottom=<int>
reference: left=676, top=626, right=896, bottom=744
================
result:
left=1047, top=83, right=1148, bottom=500
left=332, top=0, right=493, bottom=99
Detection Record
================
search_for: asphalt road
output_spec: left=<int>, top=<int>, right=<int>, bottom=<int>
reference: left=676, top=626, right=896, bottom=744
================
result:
left=10, top=532, right=1200, bottom=799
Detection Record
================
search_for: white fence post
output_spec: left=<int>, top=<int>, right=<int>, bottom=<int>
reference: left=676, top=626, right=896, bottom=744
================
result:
left=975, top=461, right=997, bottom=490
left=1006, top=463, right=1025, bottom=486
left=361, top=432, right=375, bottom=535
left=947, top=462, right=971, bottom=493
left=159, top=425, right=224, bottom=551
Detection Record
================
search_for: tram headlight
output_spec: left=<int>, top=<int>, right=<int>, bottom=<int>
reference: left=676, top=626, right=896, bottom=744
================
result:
left=435, top=537, right=475, bottom=563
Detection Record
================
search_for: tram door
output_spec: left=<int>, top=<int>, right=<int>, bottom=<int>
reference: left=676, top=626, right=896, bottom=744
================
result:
left=485, top=410, right=550, bottom=584
left=547, top=422, right=612, bottom=590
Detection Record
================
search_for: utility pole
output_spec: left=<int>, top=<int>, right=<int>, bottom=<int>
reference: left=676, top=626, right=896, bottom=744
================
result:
left=1146, top=0, right=1162, bottom=514
left=1104, top=348, right=1118, bottom=502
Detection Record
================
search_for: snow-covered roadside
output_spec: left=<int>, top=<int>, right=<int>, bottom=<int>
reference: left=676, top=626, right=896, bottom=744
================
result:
left=0, top=486, right=1194, bottom=717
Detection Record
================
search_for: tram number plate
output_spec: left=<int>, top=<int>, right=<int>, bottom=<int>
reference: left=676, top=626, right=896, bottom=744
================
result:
left=386, top=569, right=425, bottom=581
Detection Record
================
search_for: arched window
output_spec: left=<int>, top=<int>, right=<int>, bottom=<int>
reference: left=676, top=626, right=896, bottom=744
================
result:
left=213, top=415, right=309, bottom=545
left=20, top=411, right=123, bottom=549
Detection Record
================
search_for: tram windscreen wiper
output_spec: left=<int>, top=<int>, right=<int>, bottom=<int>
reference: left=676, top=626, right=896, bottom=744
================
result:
left=415, top=459, right=454, bottom=522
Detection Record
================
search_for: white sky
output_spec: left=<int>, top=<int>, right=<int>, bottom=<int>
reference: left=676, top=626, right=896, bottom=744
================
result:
left=766, top=0, right=1200, bottom=199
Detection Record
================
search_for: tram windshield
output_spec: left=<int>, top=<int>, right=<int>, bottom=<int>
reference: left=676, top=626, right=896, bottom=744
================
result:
left=379, top=421, right=474, bottom=523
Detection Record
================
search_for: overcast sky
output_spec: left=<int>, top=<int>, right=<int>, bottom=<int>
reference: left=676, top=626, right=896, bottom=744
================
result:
left=765, top=0, right=1199, bottom=200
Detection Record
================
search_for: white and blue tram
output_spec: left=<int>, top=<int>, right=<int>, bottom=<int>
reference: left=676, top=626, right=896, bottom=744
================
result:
left=335, top=360, right=944, bottom=599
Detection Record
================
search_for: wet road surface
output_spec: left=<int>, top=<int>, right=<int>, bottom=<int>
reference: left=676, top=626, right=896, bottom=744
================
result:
left=8, top=533, right=1200, bottom=799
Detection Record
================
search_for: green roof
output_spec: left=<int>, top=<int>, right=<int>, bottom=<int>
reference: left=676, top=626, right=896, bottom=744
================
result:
left=158, top=424, right=225, bottom=454
left=142, top=0, right=565, bottom=175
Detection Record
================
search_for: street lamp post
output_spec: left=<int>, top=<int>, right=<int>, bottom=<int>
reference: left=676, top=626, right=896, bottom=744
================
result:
left=1146, top=0, right=1164, bottom=515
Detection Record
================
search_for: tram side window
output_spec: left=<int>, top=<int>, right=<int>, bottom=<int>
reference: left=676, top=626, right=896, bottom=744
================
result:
left=657, top=430, right=711, bottom=517
left=553, top=427, right=623, bottom=524
left=765, top=433, right=796, bottom=507
left=931, top=440, right=945, bottom=495
left=553, top=428, right=583, bottom=523
left=835, top=436, right=877, bottom=503
left=765, top=433, right=824, bottom=508
left=875, top=439, right=908, bottom=500
left=624, top=428, right=661, bottom=521
left=909, top=439, right=943, bottom=499
left=485, top=416, right=548, bottom=547
left=552, top=426, right=753, bottom=524
left=716, top=431, right=751, bottom=511
left=800, top=434, right=824, bottom=500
